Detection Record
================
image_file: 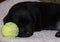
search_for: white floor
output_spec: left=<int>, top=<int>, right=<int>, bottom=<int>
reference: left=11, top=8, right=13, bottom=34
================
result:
left=0, top=0, right=60, bottom=42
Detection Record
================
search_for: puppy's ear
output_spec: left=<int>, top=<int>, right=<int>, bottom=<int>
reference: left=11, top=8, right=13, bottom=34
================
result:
left=0, top=0, right=5, bottom=3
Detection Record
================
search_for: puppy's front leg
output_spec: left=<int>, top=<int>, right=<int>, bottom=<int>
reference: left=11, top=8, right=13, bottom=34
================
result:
left=17, top=17, right=33, bottom=37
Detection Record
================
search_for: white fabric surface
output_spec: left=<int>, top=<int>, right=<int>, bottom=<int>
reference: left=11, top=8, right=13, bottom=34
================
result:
left=0, top=0, right=60, bottom=42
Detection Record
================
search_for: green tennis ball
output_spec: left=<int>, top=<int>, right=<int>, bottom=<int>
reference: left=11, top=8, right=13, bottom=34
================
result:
left=2, top=22, right=19, bottom=38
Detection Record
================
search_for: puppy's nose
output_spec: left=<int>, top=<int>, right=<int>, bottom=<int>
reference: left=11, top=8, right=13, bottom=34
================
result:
left=17, top=32, right=33, bottom=37
left=26, top=32, right=33, bottom=37
left=27, top=32, right=30, bottom=34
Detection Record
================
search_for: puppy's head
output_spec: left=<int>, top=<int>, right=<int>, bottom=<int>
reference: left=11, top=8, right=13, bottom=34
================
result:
left=3, top=2, right=40, bottom=37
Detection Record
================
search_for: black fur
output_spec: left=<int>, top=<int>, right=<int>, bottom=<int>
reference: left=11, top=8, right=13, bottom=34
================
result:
left=3, top=1, right=60, bottom=37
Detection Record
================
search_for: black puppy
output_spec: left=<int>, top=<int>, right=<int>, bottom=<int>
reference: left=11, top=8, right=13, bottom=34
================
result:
left=3, top=1, right=60, bottom=37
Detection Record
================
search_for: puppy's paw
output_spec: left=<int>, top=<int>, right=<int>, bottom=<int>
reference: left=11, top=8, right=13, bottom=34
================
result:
left=55, top=31, right=60, bottom=37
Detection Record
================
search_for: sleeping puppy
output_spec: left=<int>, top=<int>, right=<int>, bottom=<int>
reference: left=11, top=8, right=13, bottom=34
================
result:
left=3, top=1, right=60, bottom=37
